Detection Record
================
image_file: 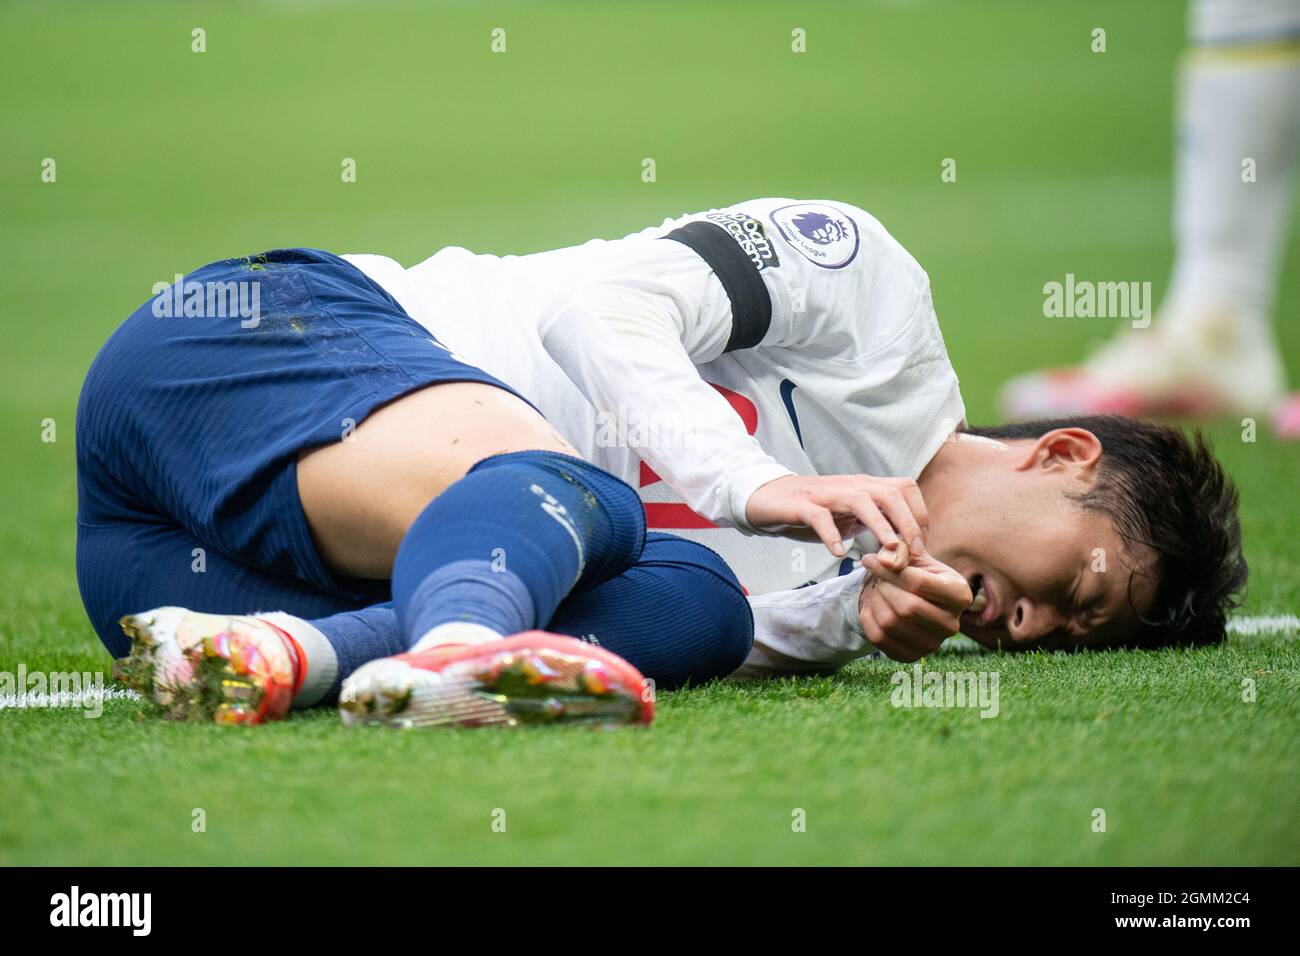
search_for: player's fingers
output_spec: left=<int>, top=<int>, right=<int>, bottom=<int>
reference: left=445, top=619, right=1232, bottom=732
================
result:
left=878, top=578, right=960, bottom=641
left=799, top=504, right=846, bottom=557
left=892, top=479, right=929, bottom=537
left=863, top=556, right=972, bottom=613
left=876, top=538, right=910, bottom=572
left=883, top=614, right=946, bottom=657
left=873, top=487, right=924, bottom=553
left=867, top=591, right=938, bottom=659
left=859, top=595, right=922, bottom=662
left=844, top=496, right=898, bottom=548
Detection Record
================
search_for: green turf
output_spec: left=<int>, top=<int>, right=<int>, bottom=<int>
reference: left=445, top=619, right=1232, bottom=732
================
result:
left=1, top=0, right=1297, bottom=866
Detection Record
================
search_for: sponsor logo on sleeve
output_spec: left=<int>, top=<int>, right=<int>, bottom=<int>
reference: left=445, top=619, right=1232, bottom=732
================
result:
left=704, top=211, right=781, bottom=271
left=768, top=202, right=860, bottom=269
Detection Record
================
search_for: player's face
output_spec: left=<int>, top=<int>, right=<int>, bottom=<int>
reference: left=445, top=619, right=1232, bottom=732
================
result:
left=922, top=430, right=1158, bottom=652
left=946, top=506, right=1158, bottom=652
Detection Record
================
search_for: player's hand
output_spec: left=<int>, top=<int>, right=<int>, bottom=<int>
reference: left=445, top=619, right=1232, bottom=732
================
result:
left=858, top=541, right=972, bottom=661
left=744, top=473, right=928, bottom=557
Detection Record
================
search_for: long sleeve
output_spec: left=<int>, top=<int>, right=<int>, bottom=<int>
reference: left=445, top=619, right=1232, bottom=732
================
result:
left=538, top=237, right=793, bottom=530
left=734, top=569, right=872, bottom=676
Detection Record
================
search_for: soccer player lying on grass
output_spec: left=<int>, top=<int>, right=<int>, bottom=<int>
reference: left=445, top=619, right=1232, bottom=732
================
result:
left=75, top=198, right=1247, bottom=728
left=77, top=253, right=757, bottom=728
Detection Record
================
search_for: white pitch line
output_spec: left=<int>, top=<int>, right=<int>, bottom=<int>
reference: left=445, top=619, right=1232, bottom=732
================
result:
left=0, top=687, right=141, bottom=710
left=1226, top=615, right=1300, bottom=638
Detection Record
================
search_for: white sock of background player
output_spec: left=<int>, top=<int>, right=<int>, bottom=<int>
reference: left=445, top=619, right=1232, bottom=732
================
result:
left=1158, top=0, right=1300, bottom=399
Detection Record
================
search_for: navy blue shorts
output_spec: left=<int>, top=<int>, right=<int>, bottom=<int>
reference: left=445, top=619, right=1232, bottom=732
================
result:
left=76, top=248, right=530, bottom=604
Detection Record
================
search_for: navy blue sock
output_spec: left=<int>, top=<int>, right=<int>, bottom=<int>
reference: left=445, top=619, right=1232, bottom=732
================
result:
left=391, top=450, right=645, bottom=647
left=302, top=535, right=750, bottom=694
left=548, top=533, right=754, bottom=689
left=306, top=603, right=405, bottom=700
left=308, top=534, right=751, bottom=692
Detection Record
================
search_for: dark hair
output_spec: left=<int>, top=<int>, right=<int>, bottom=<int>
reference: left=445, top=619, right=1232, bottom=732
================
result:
left=962, top=416, right=1246, bottom=648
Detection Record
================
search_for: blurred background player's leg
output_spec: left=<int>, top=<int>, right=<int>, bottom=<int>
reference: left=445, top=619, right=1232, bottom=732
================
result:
left=1001, top=0, right=1300, bottom=433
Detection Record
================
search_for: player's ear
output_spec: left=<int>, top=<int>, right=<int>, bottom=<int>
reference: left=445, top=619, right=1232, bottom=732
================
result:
left=1013, top=428, right=1102, bottom=474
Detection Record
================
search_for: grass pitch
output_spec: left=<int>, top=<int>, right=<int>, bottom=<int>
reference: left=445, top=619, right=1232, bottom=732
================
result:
left=1, top=0, right=1297, bottom=866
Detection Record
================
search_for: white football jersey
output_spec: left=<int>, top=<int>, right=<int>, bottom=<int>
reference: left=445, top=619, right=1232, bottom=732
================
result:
left=345, top=198, right=966, bottom=672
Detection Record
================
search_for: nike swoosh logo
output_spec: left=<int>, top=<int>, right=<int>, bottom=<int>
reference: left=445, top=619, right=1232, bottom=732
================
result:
left=779, top=378, right=804, bottom=448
